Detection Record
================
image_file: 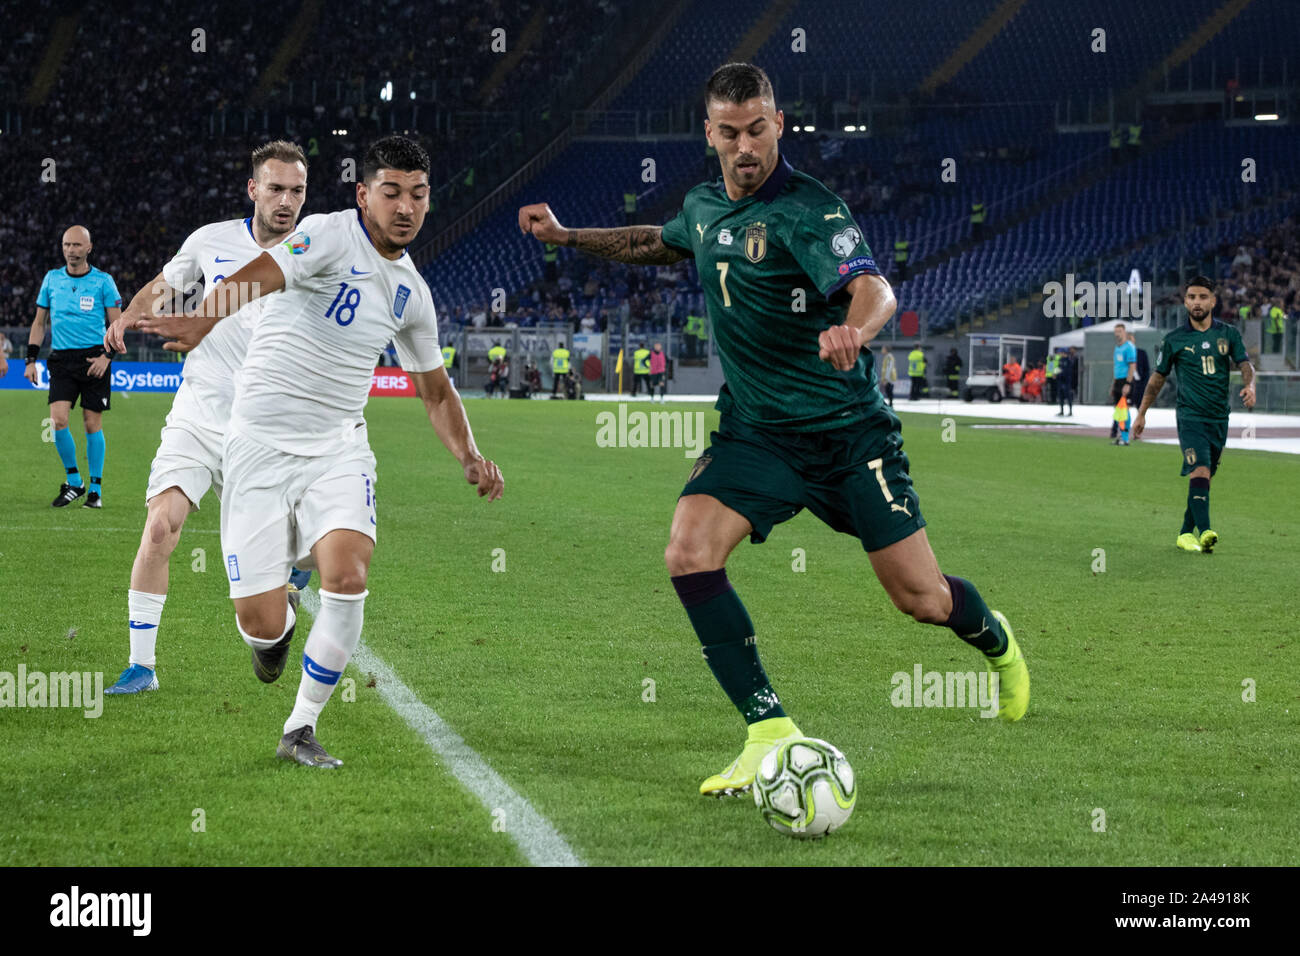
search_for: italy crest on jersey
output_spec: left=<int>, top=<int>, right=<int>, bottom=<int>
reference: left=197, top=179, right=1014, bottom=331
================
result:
left=1216, top=337, right=1228, bottom=355
left=745, top=222, right=767, bottom=263
left=394, top=284, right=411, bottom=318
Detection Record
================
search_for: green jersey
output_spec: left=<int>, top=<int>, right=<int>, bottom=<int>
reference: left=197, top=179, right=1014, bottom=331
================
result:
left=661, top=154, right=884, bottom=431
left=1154, top=318, right=1248, bottom=422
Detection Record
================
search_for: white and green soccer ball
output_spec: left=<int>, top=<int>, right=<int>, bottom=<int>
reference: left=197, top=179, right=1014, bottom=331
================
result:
left=752, top=737, right=856, bottom=838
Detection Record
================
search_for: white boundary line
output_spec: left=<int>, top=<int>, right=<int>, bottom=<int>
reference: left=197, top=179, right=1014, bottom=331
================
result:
left=300, top=587, right=582, bottom=867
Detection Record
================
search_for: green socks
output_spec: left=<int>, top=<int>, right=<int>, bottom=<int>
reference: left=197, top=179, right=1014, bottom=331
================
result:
left=943, top=574, right=1009, bottom=657
left=1188, top=477, right=1211, bottom=533
left=671, top=569, right=786, bottom=724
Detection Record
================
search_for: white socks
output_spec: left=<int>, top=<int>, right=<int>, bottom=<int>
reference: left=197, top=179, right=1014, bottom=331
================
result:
left=235, top=599, right=296, bottom=650
left=284, top=589, right=367, bottom=736
left=127, top=590, right=167, bottom=669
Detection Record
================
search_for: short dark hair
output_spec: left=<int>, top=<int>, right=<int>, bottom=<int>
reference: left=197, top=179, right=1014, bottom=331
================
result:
left=705, top=62, right=775, bottom=107
left=1186, top=275, right=1216, bottom=295
left=362, top=135, right=430, bottom=183
left=251, top=139, right=307, bottom=177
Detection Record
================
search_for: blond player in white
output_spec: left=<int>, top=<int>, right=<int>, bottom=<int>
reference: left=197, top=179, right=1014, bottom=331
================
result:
left=102, top=141, right=310, bottom=695
left=142, top=136, right=503, bottom=767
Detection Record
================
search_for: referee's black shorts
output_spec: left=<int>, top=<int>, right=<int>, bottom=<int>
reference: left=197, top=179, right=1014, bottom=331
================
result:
left=47, top=347, right=111, bottom=411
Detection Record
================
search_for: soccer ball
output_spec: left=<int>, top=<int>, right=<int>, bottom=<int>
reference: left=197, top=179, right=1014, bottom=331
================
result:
left=752, top=737, right=856, bottom=838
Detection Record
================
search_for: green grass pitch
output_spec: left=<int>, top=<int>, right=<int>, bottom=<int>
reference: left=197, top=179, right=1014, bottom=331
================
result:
left=0, top=391, right=1296, bottom=865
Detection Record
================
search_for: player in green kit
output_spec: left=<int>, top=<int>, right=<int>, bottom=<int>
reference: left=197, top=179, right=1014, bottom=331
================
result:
left=1133, top=276, right=1255, bottom=553
left=519, top=63, right=1029, bottom=797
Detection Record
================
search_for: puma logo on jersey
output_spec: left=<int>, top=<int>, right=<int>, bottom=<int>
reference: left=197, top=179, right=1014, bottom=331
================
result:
left=890, top=501, right=912, bottom=517
left=695, top=223, right=704, bottom=240
left=824, top=208, right=846, bottom=221
left=1183, top=346, right=1195, bottom=352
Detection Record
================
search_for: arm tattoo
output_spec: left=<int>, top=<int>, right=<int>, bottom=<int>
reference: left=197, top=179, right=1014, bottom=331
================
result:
left=1138, top=371, right=1165, bottom=413
left=1238, top=361, right=1255, bottom=387
left=565, top=226, right=687, bottom=265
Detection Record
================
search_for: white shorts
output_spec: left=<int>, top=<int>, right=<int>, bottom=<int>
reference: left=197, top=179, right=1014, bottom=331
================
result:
left=220, top=427, right=378, bottom=599
left=145, top=421, right=225, bottom=510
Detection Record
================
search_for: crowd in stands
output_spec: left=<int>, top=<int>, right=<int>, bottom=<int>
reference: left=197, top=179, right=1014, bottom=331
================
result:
left=4, top=0, right=1294, bottom=357
left=284, top=0, right=617, bottom=112
left=1216, top=216, right=1299, bottom=330
left=440, top=257, right=699, bottom=339
left=0, top=0, right=623, bottom=329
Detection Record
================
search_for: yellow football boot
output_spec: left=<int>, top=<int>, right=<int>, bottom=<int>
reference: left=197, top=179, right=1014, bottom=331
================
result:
left=987, top=611, right=1029, bottom=721
left=700, top=716, right=802, bottom=797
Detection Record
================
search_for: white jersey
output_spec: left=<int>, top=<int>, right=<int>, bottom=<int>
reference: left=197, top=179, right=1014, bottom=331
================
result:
left=230, top=209, right=442, bottom=457
left=162, top=217, right=271, bottom=431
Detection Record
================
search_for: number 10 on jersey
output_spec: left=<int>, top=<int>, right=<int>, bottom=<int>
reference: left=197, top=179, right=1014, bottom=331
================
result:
left=326, top=282, right=363, bottom=326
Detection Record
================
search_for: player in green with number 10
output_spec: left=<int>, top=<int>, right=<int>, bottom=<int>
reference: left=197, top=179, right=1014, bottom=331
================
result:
left=519, top=63, right=1029, bottom=798
left=1133, top=276, right=1255, bottom=554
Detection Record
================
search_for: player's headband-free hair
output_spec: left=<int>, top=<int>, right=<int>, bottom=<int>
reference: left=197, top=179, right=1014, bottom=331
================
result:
left=706, top=62, right=775, bottom=106
left=362, top=136, right=431, bottom=183
left=251, top=140, right=308, bottom=176
left=1185, top=275, right=1216, bottom=295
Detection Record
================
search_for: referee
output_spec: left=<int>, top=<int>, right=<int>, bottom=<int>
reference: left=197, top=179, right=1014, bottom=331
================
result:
left=24, top=225, right=121, bottom=508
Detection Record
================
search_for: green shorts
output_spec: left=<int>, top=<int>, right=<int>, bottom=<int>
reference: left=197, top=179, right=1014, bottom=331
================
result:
left=1177, top=416, right=1228, bottom=476
left=680, top=408, right=926, bottom=552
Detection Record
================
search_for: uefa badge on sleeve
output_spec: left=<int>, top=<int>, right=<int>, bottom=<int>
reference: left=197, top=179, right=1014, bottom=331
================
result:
left=830, top=225, right=862, bottom=258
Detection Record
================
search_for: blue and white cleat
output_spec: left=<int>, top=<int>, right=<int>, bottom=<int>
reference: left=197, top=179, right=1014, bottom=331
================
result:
left=288, top=567, right=312, bottom=591
left=105, top=663, right=159, bottom=695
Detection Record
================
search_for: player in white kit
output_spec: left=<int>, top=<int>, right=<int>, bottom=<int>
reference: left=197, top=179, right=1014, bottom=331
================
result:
left=102, top=141, right=310, bottom=695
left=142, top=136, right=504, bottom=767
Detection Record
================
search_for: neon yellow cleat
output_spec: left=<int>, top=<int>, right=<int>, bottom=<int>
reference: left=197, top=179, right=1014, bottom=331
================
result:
left=1176, top=532, right=1202, bottom=553
left=987, top=611, right=1029, bottom=721
left=1198, top=529, right=1218, bottom=554
left=700, top=716, right=802, bottom=797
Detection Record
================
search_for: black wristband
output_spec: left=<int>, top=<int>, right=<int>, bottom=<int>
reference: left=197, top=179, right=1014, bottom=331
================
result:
left=26, top=344, right=39, bottom=363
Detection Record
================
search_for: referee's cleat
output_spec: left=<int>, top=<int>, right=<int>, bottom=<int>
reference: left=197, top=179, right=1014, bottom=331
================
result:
left=83, top=492, right=102, bottom=508
left=51, top=483, right=85, bottom=507
left=987, top=610, right=1029, bottom=721
left=1176, top=532, right=1202, bottom=553
left=700, top=716, right=802, bottom=797
left=105, top=663, right=159, bottom=695
left=1198, top=529, right=1218, bottom=554
left=251, top=590, right=300, bottom=684
left=277, top=725, right=342, bottom=768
